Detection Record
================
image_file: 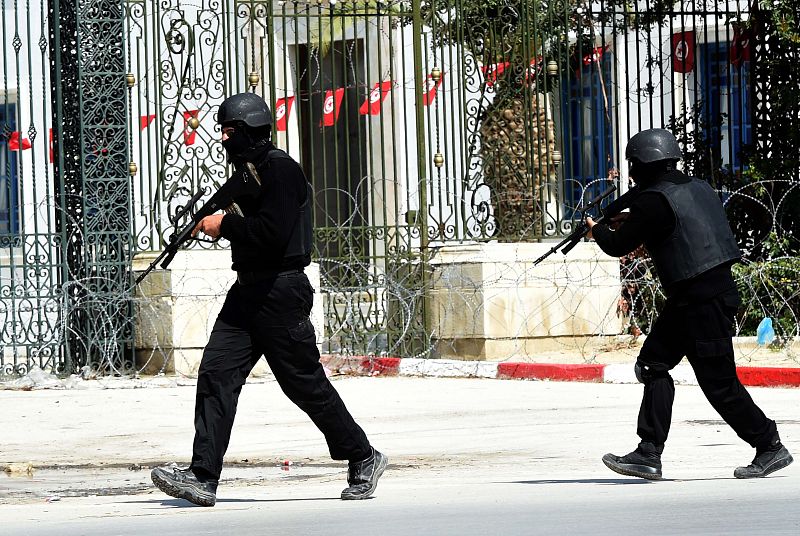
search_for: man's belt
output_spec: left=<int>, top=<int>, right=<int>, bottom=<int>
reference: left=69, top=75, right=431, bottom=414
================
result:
left=236, top=269, right=303, bottom=285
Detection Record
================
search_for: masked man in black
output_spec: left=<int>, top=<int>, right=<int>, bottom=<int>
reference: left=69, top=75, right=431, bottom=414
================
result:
left=586, top=128, right=792, bottom=480
left=151, top=92, right=387, bottom=506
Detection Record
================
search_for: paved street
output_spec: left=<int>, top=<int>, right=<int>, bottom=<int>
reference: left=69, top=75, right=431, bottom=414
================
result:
left=2, top=377, right=798, bottom=534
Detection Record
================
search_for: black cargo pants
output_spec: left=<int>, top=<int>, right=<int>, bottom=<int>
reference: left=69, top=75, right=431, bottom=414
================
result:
left=190, top=271, right=372, bottom=480
left=635, top=288, right=777, bottom=450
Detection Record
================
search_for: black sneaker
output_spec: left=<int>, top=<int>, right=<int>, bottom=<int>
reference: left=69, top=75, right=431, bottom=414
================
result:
left=341, top=448, right=388, bottom=500
left=602, top=442, right=663, bottom=480
left=151, top=465, right=218, bottom=507
left=734, top=444, right=793, bottom=479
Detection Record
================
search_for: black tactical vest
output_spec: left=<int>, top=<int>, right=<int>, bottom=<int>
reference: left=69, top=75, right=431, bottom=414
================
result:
left=265, top=148, right=313, bottom=258
left=645, top=178, right=740, bottom=286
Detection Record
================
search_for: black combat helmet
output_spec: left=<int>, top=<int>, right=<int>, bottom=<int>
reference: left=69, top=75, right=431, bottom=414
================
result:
left=625, top=128, right=682, bottom=164
left=217, top=92, right=272, bottom=128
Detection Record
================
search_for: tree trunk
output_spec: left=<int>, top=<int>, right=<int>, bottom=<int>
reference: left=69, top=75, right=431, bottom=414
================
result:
left=481, top=90, right=558, bottom=241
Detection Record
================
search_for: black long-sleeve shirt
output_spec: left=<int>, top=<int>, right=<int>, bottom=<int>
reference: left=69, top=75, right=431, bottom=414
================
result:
left=592, top=171, right=737, bottom=302
left=219, top=141, right=311, bottom=273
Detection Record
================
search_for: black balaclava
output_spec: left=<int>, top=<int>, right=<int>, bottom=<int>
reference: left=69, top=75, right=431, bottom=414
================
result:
left=629, top=158, right=678, bottom=188
left=221, top=122, right=254, bottom=163
left=221, top=122, right=271, bottom=165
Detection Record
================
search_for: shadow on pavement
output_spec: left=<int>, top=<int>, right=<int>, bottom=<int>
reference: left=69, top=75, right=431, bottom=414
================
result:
left=510, top=476, right=749, bottom=484
left=130, top=496, right=342, bottom=507
left=509, top=478, right=653, bottom=485
left=665, top=476, right=762, bottom=482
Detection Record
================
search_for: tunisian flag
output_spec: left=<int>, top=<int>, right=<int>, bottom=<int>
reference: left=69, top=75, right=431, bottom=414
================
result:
left=321, top=88, right=345, bottom=126
left=672, top=31, right=696, bottom=73
left=583, top=46, right=605, bottom=66
left=8, top=132, right=31, bottom=151
left=359, top=80, right=393, bottom=115
left=140, top=114, right=156, bottom=130
left=730, top=26, right=753, bottom=66
left=274, top=96, right=295, bottom=131
left=481, top=61, right=510, bottom=87
left=422, top=72, right=445, bottom=106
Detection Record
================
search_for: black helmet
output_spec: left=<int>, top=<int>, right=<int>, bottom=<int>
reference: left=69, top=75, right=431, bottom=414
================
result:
left=217, top=92, right=272, bottom=128
left=625, top=128, right=682, bottom=164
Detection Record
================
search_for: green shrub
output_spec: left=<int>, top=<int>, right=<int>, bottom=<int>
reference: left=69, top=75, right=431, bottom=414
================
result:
left=618, top=253, right=800, bottom=346
left=617, top=248, right=663, bottom=336
left=733, top=257, right=800, bottom=343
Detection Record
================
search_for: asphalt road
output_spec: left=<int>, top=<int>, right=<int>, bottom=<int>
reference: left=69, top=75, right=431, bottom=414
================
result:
left=1, top=377, right=798, bottom=534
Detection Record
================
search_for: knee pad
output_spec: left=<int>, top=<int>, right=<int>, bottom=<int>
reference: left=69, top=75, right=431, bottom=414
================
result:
left=634, top=362, right=647, bottom=383
left=634, top=361, right=669, bottom=384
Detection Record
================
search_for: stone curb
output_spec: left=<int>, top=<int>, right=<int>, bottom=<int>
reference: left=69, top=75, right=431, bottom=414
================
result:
left=319, top=355, right=800, bottom=388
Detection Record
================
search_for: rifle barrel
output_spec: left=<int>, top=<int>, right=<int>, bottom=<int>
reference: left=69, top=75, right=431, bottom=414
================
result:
left=532, top=186, right=617, bottom=266
left=134, top=249, right=170, bottom=285
left=584, top=185, right=616, bottom=209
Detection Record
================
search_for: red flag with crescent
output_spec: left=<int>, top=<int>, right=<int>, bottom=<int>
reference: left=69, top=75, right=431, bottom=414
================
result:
left=140, top=114, right=156, bottom=130
left=8, top=132, right=31, bottom=151
left=359, top=81, right=393, bottom=115
left=321, top=88, right=345, bottom=126
left=275, top=96, right=295, bottom=131
left=672, top=31, right=696, bottom=73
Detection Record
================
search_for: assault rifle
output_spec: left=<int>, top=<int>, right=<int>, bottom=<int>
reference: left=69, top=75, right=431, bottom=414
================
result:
left=533, top=184, right=640, bottom=265
left=134, top=163, right=262, bottom=285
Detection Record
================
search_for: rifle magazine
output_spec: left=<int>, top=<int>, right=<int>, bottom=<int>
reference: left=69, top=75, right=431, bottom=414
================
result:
left=224, top=203, right=244, bottom=217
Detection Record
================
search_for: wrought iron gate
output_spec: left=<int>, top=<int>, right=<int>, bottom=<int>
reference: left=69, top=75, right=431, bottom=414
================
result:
left=5, top=1, right=790, bottom=373
left=125, top=1, right=442, bottom=360
left=121, top=0, right=768, bottom=361
left=1, top=0, right=131, bottom=375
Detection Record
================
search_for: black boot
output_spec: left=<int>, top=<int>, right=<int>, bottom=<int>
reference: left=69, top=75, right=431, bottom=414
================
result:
left=602, top=441, right=663, bottom=480
left=151, top=465, right=218, bottom=507
left=734, top=436, right=793, bottom=479
left=341, top=448, right=388, bottom=500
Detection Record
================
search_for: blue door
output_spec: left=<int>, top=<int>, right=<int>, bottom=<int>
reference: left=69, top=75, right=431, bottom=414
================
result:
left=561, top=49, right=614, bottom=212
left=699, top=40, right=752, bottom=176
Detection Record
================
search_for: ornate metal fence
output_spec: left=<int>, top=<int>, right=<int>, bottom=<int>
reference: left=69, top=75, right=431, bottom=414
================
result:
left=1, top=0, right=131, bottom=375
left=122, top=0, right=765, bottom=359
left=7, top=0, right=795, bottom=373
left=122, top=0, right=564, bottom=360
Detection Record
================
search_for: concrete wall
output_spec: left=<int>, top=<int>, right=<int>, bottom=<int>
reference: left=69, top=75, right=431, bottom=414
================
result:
left=134, top=242, right=623, bottom=372
left=429, top=242, right=623, bottom=360
left=133, top=249, right=324, bottom=377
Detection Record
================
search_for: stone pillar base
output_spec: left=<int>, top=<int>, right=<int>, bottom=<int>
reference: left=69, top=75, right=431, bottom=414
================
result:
left=133, top=249, right=323, bottom=377
left=429, top=242, right=623, bottom=361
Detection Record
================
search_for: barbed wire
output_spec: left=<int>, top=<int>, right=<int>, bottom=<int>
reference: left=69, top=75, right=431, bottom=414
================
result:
left=1, top=171, right=798, bottom=384
left=3, top=0, right=796, bottom=384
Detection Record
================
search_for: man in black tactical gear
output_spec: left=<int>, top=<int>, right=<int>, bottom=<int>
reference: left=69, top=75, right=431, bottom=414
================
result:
left=586, top=128, right=792, bottom=480
left=151, top=92, right=387, bottom=506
